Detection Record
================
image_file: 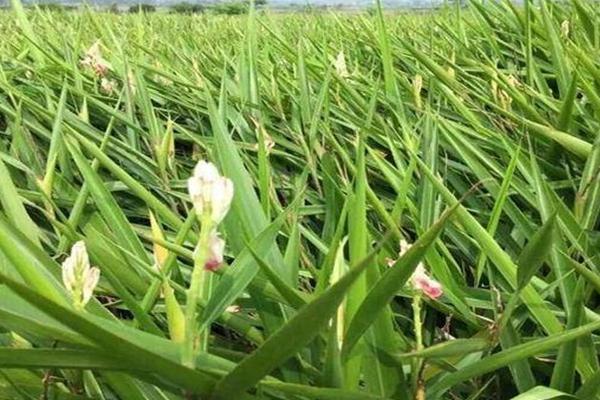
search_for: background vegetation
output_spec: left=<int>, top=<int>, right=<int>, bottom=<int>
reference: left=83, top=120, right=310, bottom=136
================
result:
left=0, top=0, right=599, bottom=399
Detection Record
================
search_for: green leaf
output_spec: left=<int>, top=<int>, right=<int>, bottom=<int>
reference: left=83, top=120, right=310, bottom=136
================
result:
left=428, top=320, right=600, bottom=398
left=517, top=213, right=557, bottom=290
left=342, top=203, right=460, bottom=359
left=394, top=338, right=490, bottom=360
left=510, top=386, right=575, bottom=400
left=0, top=157, right=41, bottom=248
left=0, top=271, right=217, bottom=395
left=65, top=139, right=150, bottom=264
left=210, top=238, right=390, bottom=400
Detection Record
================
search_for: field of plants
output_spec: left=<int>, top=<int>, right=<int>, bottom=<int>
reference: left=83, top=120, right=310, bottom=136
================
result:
left=0, top=0, right=599, bottom=399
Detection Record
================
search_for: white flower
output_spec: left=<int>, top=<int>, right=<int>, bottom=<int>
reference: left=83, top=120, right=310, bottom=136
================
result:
left=226, top=305, right=241, bottom=313
left=80, top=41, right=111, bottom=77
left=100, top=78, right=117, bottom=94
left=62, top=241, right=100, bottom=308
left=62, top=241, right=88, bottom=291
left=187, top=160, right=234, bottom=225
left=393, top=239, right=443, bottom=299
left=399, top=239, right=411, bottom=256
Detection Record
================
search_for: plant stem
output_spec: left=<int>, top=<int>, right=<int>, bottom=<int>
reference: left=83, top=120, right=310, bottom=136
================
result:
left=182, top=211, right=213, bottom=368
left=412, top=293, right=425, bottom=400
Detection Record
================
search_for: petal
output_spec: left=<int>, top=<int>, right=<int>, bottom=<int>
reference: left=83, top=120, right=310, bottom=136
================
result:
left=399, top=239, right=411, bottom=256
left=82, top=267, right=100, bottom=305
left=422, top=280, right=443, bottom=299
left=204, top=232, right=225, bottom=271
left=204, top=259, right=221, bottom=272
left=412, top=270, right=443, bottom=300
left=212, top=178, right=234, bottom=223
left=61, top=258, right=76, bottom=292
left=71, top=241, right=90, bottom=273
left=193, top=160, right=220, bottom=182
left=187, top=176, right=203, bottom=198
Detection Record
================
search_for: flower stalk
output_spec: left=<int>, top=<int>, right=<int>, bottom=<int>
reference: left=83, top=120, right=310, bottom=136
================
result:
left=182, top=209, right=215, bottom=367
left=182, top=160, right=233, bottom=368
left=412, top=293, right=425, bottom=400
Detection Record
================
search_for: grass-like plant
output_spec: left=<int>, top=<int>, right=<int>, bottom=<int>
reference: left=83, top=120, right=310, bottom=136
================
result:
left=0, top=0, right=599, bottom=399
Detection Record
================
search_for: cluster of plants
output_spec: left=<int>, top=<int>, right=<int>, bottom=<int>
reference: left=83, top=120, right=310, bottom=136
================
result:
left=0, top=0, right=599, bottom=399
left=169, top=2, right=205, bottom=14
left=128, top=3, right=157, bottom=13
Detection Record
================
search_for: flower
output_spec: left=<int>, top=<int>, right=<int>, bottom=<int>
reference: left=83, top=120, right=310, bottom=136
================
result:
left=203, top=231, right=225, bottom=272
left=399, top=239, right=411, bottom=255
left=187, top=160, right=234, bottom=225
left=80, top=41, right=111, bottom=77
left=395, top=239, right=443, bottom=299
left=226, top=305, right=241, bottom=313
left=62, top=241, right=100, bottom=308
left=100, top=78, right=117, bottom=94
left=411, top=264, right=443, bottom=300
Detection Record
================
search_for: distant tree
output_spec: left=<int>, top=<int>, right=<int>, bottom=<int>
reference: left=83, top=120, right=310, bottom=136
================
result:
left=170, top=2, right=204, bottom=14
left=254, top=0, right=267, bottom=7
left=210, top=1, right=248, bottom=15
left=129, top=3, right=156, bottom=13
left=108, top=3, right=120, bottom=13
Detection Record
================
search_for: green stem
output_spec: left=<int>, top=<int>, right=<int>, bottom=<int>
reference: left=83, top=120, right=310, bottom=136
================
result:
left=73, top=287, right=83, bottom=311
left=411, top=293, right=424, bottom=398
left=182, top=211, right=214, bottom=368
left=197, top=269, right=213, bottom=352
left=412, top=293, right=423, bottom=352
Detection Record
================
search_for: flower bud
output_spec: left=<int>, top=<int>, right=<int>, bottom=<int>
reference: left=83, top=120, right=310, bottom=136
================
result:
left=411, top=264, right=443, bottom=300
left=80, top=41, right=111, bottom=78
left=187, top=160, right=234, bottom=225
left=396, top=240, right=443, bottom=299
left=100, top=78, right=117, bottom=94
left=226, top=305, right=241, bottom=313
left=62, top=241, right=100, bottom=309
left=203, top=231, right=225, bottom=272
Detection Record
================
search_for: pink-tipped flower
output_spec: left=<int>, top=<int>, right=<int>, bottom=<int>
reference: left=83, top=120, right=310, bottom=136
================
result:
left=203, top=231, right=225, bottom=272
left=187, top=160, right=234, bottom=225
left=397, top=239, right=443, bottom=299
left=80, top=41, right=111, bottom=78
left=411, top=264, right=443, bottom=300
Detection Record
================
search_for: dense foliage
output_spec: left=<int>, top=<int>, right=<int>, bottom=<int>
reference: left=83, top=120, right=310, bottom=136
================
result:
left=0, top=1, right=599, bottom=399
